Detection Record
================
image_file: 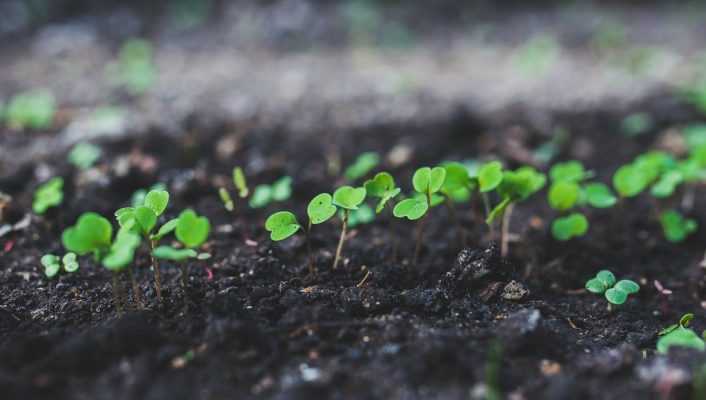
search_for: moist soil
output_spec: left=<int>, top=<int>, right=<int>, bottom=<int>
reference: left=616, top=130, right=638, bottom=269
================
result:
left=2, top=95, right=706, bottom=400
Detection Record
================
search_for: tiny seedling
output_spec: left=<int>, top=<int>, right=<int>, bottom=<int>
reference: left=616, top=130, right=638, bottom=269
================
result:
left=346, top=204, right=375, bottom=228
left=109, top=38, right=156, bottom=95
left=585, top=270, right=639, bottom=306
left=250, top=176, right=292, bottom=208
left=233, top=167, right=249, bottom=198
left=265, top=211, right=301, bottom=241
left=364, top=171, right=401, bottom=213
left=660, top=210, right=697, bottom=243
left=41, top=252, right=79, bottom=278
left=332, top=186, right=366, bottom=269
left=613, top=164, right=649, bottom=198
left=219, top=187, right=234, bottom=212
left=344, top=152, right=380, bottom=181
left=68, top=142, right=102, bottom=170
left=657, top=313, right=705, bottom=354
left=33, top=177, right=64, bottom=215
left=5, top=89, right=56, bottom=130
left=551, top=212, right=588, bottom=241
left=393, top=166, right=445, bottom=264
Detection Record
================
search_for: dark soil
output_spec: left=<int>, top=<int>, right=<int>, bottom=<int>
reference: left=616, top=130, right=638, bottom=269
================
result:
left=2, top=92, right=706, bottom=400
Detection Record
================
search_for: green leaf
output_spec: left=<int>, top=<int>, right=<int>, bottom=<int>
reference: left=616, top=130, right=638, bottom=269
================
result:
left=620, top=112, right=653, bottom=137
left=33, top=177, right=64, bottom=214
left=486, top=196, right=512, bottom=224
left=134, top=206, right=157, bottom=234
left=332, top=186, right=366, bottom=210
left=62, top=212, right=113, bottom=255
left=657, top=327, right=705, bottom=354
left=307, top=193, right=337, bottom=225
left=660, top=210, right=697, bottom=243
left=153, top=246, right=198, bottom=261
left=585, top=278, right=607, bottom=294
left=175, top=209, right=211, bottom=248
left=364, top=172, right=396, bottom=197
left=265, top=211, right=301, bottom=241
left=144, top=189, right=169, bottom=216
left=605, top=287, right=628, bottom=305
left=115, top=207, right=135, bottom=227
left=412, top=167, right=446, bottom=194
left=584, top=183, right=617, bottom=208
left=614, top=279, right=639, bottom=294
left=344, top=152, right=380, bottom=181
left=551, top=212, right=588, bottom=241
left=441, top=162, right=471, bottom=197
left=102, top=227, right=141, bottom=271
left=612, top=164, right=648, bottom=197
left=5, top=89, right=56, bottom=130
left=596, top=270, right=616, bottom=287
left=393, top=197, right=428, bottom=220
left=550, top=160, right=589, bottom=183
left=271, top=176, right=292, bottom=201
left=233, top=167, right=249, bottom=198
left=347, top=204, right=375, bottom=228
left=478, top=161, right=503, bottom=192
left=651, top=170, right=683, bottom=198
left=498, top=167, right=546, bottom=201
left=62, top=252, right=79, bottom=273
left=152, top=218, right=179, bottom=241
left=68, top=142, right=102, bottom=170
left=249, top=185, right=272, bottom=208
left=548, top=181, right=581, bottom=211
left=41, top=254, right=61, bottom=278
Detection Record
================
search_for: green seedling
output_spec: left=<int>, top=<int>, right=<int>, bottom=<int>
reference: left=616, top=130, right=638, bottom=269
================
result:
left=33, top=177, right=64, bottom=215
left=218, top=187, right=234, bottom=212
left=551, top=212, right=588, bottom=241
left=41, top=252, right=79, bottom=278
left=154, top=208, right=211, bottom=288
left=657, top=313, right=705, bottom=354
left=131, top=183, right=167, bottom=207
left=250, top=176, right=292, bottom=208
left=344, top=152, right=380, bottom=181
left=585, top=269, right=639, bottom=306
left=584, top=183, right=618, bottom=208
left=660, top=210, right=697, bottom=243
left=233, top=167, right=249, bottom=198
left=5, top=89, right=56, bottom=130
left=68, top=142, right=102, bottom=170
left=265, top=211, right=301, bottom=241
left=441, top=162, right=474, bottom=202
left=548, top=180, right=581, bottom=211
left=394, top=166, right=445, bottom=264
left=109, top=38, right=156, bottom=95
left=620, top=112, right=653, bottom=137
left=115, top=188, right=173, bottom=302
left=364, top=171, right=401, bottom=213
left=332, top=186, right=366, bottom=269
left=347, top=204, right=375, bottom=228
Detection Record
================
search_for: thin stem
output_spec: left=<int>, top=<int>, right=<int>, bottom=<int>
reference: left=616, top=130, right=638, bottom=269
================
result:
left=482, top=192, right=496, bottom=237
left=332, top=210, right=349, bottom=270
left=307, top=220, right=315, bottom=275
left=414, top=191, right=432, bottom=265
left=500, top=203, right=515, bottom=258
left=127, top=265, right=143, bottom=309
left=149, top=239, right=162, bottom=302
left=112, top=272, right=124, bottom=315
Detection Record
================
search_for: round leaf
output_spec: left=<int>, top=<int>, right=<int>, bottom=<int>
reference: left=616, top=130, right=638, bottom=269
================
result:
left=62, top=212, right=113, bottom=255
left=265, top=211, right=301, bottom=241
left=478, top=161, right=503, bottom=192
left=551, top=213, right=588, bottom=241
left=271, top=176, right=292, bottom=201
left=332, top=186, right=366, bottom=210
left=615, top=279, right=639, bottom=294
left=364, top=172, right=396, bottom=198
left=249, top=185, right=272, bottom=208
left=144, top=189, right=169, bottom=216
left=392, top=197, right=428, bottom=220
left=548, top=181, right=580, bottom=211
left=550, top=160, right=588, bottom=183
left=307, top=193, right=337, bottom=225
left=596, top=270, right=616, bottom=287
left=613, top=164, right=648, bottom=198
left=584, top=183, right=617, bottom=208
left=135, top=205, right=157, bottom=234
left=605, top=287, right=628, bottom=305
left=175, top=209, right=211, bottom=248
left=62, top=252, right=79, bottom=272
left=344, top=152, right=380, bottom=181
left=585, top=278, right=607, bottom=294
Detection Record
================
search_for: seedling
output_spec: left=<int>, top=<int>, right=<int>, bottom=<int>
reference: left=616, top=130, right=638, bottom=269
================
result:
left=233, top=167, right=249, bottom=198
left=585, top=270, right=639, bottom=306
left=68, top=142, right=102, bottom=170
left=265, top=211, right=302, bottom=241
left=250, top=176, right=292, bottom=208
left=393, top=166, right=445, bottom=264
left=41, top=252, right=79, bottom=278
left=115, top=188, right=173, bottom=301
left=344, top=152, right=380, bottom=181
left=153, top=208, right=211, bottom=288
left=551, top=213, right=588, bottom=241
left=5, top=89, right=56, bottom=130
left=218, top=187, right=234, bottom=212
left=657, top=314, right=705, bottom=354
left=33, top=177, right=64, bottom=215
left=660, top=210, right=697, bottom=243
left=364, top=172, right=401, bottom=213
left=332, top=186, right=366, bottom=269
left=108, top=38, right=156, bottom=95
left=346, top=204, right=375, bottom=228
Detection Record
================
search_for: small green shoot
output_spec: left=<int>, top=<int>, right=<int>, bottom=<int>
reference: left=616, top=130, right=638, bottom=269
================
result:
left=344, top=152, right=380, bottom=181
left=585, top=269, right=639, bottom=306
left=657, top=313, right=705, bottom=354
left=331, top=186, right=366, bottom=269
left=347, top=204, right=375, bottom=228
left=33, top=177, right=64, bottom=215
left=551, top=212, right=588, bottom=241
left=233, top=167, right=249, bottom=198
left=265, top=211, right=301, bottom=241
left=41, top=252, right=79, bottom=278
left=219, top=188, right=234, bottom=212
left=478, top=161, right=503, bottom=193
left=660, top=210, right=697, bottom=243
left=154, top=209, right=211, bottom=288
left=584, top=183, right=618, bottom=208
left=249, top=176, right=292, bottom=208
left=5, top=89, right=56, bottom=130
left=68, top=142, right=102, bottom=170
left=613, top=164, right=649, bottom=198
left=364, top=172, right=401, bottom=213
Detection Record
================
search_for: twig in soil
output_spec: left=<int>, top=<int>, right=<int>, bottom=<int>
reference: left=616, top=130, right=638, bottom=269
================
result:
left=332, top=210, right=349, bottom=270
left=356, top=268, right=371, bottom=287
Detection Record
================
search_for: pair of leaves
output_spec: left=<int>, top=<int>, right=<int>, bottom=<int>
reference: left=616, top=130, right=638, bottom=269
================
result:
left=478, top=161, right=503, bottom=192
left=344, top=152, right=380, bottom=181
left=115, top=189, right=170, bottom=236
left=332, top=186, right=366, bottom=210
left=250, top=176, right=292, bottom=208
left=551, top=213, right=588, bottom=241
left=393, top=167, right=446, bottom=221
left=364, top=172, right=401, bottom=212
left=660, top=210, right=697, bottom=243
left=486, top=166, right=546, bottom=223
left=585, top=269, right=639, bottom=305
left=33, top=177, right=64, bottom=215
left=41, top=252, right=79, bottom=278
left=152, top=209, right=211, bottom=261
left=62, top=212, right=113, bottom=256
left=440, top=162, right=473, bottom=202
left=657, top=314, right=705, bottom=354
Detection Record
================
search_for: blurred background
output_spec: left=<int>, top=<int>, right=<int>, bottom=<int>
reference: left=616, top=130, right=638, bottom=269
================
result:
left=1, top=0, right=706, bottom=154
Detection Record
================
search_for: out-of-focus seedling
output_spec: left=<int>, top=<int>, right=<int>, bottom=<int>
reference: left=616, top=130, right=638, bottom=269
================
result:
left=219, top=187, right=234, bottom=212
left=109, top=39, right=156, bottom=95
left=344, top=152, right=380, bottom=181
left=347, top=204, right=375, bottom=228
left=332, top=186, right=366, bottom=269
left=585, top=269, right=639, bottom=307
left=394, top=166, right=445, bottom=264
left=660, top=210, right=697, bottom=243
left=5, top=89, right=56, bottom=130
left=551, top=213, right=588, bottom=241
left=68, top=142, right=102, bottom=170
left=233, top=167, right=249, bottom=198
left=657, top=313, right=705, bottom=354
left=364, top=172, right=401, bottom=213
left=250, top=176, right=292, bottom=208
left=33, top=177, right=64, bottom=215
left=41, top=252, right=79, bottom=278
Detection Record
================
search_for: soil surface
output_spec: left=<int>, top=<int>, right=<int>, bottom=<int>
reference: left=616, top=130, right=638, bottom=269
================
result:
left=2, top=2, right=706, bottom=400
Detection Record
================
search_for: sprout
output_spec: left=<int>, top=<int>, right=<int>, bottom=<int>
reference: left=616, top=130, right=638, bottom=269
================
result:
left=364, top=172, right=401, bottom=213
left=660, top=210, right=697, bottom=243
left=347, top=204, right=375, bottom=228
left=394, top=167, right=446, bottom=264
left=331, top=186, right=366, bottom=269
left=5, top=89, right=56, bottom=130
left=249, top=176, right=292, bottom=208
left=551, top=212, right=588, bottom=241
left=584, top=183, right=617, bottom=208
left=218, top=188, right=234, bottom=212
left=68, top=142, right=102, bottom=170
left=478, top=161, right=503, bottom=193
left=440, top=162, right=474, bottom=202
left=613, top=164, right=649, bottom=198
left=549, top=160, right=591, bottom=183
left=548, top=181, right=580, bottom=211
left=585, top=269, right=639, bottom=306
left=41, top=252, right=79, bottom=278
left=233, top=167, right=249, bottom=198
left=657, top=314, right=705, bottom=354
left=33, top=177, right=64, bottom=215
left=344, top=152, right=380, bottom=181
left=265, top=211, right=301, bottom=241
left=307, top=193, right=337, bottom=224
left=154, top=208, right=211, bottom=288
